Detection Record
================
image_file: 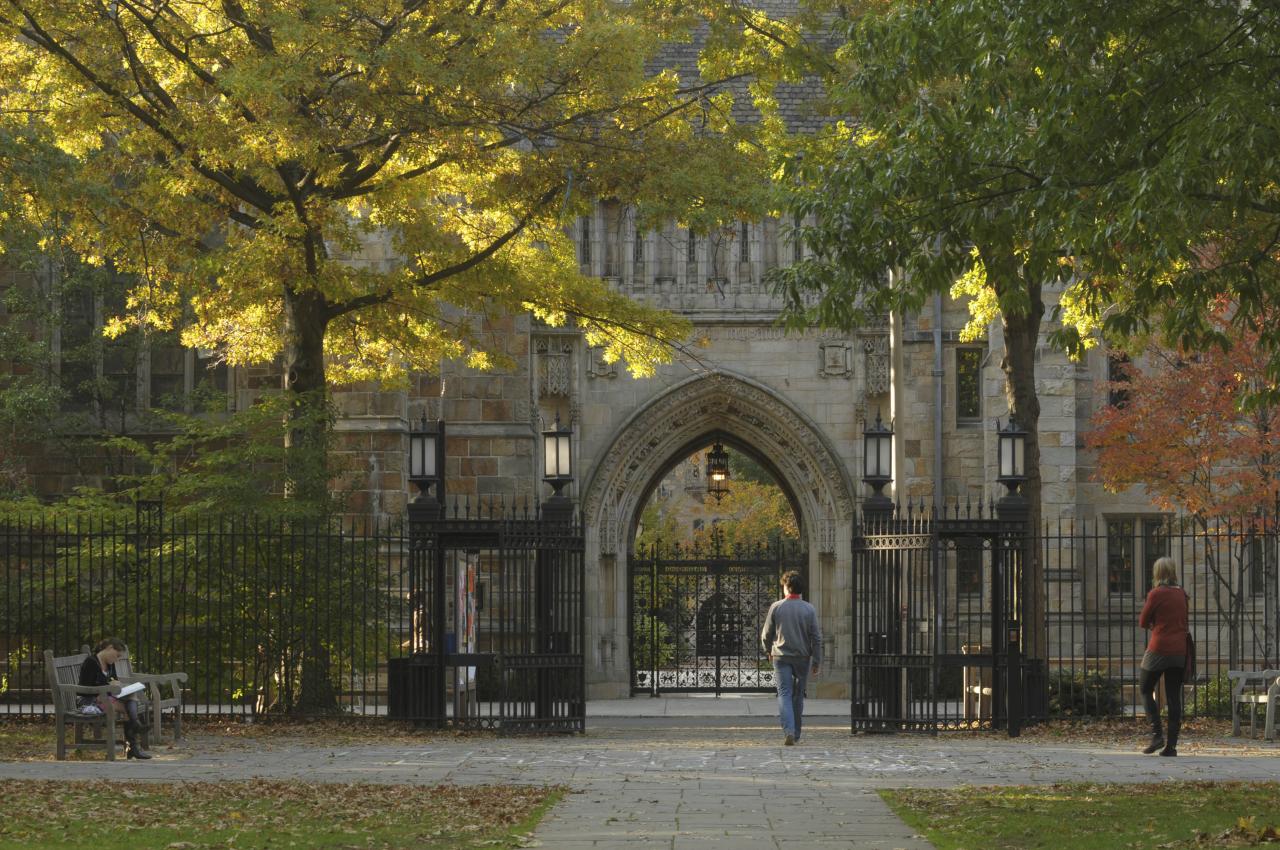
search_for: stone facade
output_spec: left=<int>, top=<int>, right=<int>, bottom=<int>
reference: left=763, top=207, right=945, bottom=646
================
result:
left=301, top=214, right=1165, bottom=699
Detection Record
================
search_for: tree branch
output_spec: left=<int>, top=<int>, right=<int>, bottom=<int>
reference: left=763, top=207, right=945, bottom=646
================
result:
left=326, top=185, right=562, bottom=320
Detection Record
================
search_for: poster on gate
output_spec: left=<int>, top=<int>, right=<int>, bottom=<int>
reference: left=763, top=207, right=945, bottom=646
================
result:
left=455, top=553, right=477, bottom=703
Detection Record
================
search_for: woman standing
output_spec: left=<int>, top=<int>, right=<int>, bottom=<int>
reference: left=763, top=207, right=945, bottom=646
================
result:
left=1137, top=557, right=1189, bottom=757
left=78, top=637, right=152, bottom=759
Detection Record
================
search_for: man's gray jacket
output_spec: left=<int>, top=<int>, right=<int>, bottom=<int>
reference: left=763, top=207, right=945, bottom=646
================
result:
left=761, top=597, right=822, bottom=666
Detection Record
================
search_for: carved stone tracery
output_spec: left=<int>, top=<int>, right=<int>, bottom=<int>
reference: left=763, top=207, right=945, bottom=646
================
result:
left=536, top=337, right=573, bottom=398
left=863, top=334, right=890, bottom=395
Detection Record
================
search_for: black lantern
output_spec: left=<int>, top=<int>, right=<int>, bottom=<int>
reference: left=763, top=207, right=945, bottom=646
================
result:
left=408, top=416, right=444, bottom=508
left=862, top=410, right=893, bottom=516
left=705, top=440, right=730, bottom=503
left=996, top=416, right=1027, bottom=497
left=542, top=415, right=574, bottom=520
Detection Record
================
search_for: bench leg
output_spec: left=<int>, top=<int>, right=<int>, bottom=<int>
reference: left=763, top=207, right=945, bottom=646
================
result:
left=55, top=716, right=66, bottom=761
left=1266, top=698, right=1276, bottom=743
left=1232, top=704, right=1242, bottom=737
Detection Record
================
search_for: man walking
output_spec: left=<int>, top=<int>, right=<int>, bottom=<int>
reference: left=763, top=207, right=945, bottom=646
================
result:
left=761, top=570, right=822, bottom=746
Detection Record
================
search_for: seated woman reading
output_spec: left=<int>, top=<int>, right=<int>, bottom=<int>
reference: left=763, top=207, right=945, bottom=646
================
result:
left=78, top=637, right=151, bottom=759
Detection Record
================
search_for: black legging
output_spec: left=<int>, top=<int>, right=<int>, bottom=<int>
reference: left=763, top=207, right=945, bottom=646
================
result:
left=116, top=697, right=143, bottom=732
left=1139, top=665, right=1184, bottom=735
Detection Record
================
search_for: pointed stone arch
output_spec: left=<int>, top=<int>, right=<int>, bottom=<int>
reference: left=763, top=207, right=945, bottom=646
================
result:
left=580, top=370, right=858, bottom=698
left=583, top=370, right=856, bottom=560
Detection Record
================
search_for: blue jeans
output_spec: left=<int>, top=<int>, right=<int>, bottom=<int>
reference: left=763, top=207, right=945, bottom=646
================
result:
left=773, top=657, right=810, bottom=739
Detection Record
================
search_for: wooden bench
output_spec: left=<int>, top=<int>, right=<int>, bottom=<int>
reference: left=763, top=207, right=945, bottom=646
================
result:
left=44, top=648, right=151, bottom=761
left=1228, top=669, right=1280, bottom=741
left=961, top=644, right=992, bottom=722
left=113, top=652, right=187, bottom=743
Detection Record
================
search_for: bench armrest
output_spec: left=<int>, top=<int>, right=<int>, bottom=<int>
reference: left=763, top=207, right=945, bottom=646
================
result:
left=124, top=671, right=188, bottom=686
left=57, top=682, right=119, bottom=699
left=1228, top=671, right=1280, bottom=697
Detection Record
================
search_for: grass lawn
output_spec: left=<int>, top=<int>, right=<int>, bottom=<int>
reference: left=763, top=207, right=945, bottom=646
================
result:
left=883, top=781, right=1280, bottom=849
left=0, top=779, right=563, bottom=850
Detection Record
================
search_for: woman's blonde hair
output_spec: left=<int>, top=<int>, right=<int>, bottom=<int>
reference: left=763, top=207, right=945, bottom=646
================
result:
left=1152, top=557, right=1179, bottom=587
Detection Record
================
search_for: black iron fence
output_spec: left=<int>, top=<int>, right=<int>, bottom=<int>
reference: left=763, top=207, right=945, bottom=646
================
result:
left=849, top=499, right=1280, bottom=729
left=7, top=501, right=1276, bottom=726
left=851, top=501, right=1034, bottom=734
left=1041, top=512, right=1279, bottom=720
left=0, top=501, right=584, bottom=731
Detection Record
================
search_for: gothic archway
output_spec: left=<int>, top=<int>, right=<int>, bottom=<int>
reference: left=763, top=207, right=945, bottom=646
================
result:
left=583, top=371, right=856, bottom=558
left=581, top=371, right=856, bottom=696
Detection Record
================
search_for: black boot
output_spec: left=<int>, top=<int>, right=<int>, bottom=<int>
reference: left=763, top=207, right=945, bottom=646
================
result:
left=125, top=721, right=152, bottom=760
left=1142, top=716, right=1164, bottom=754
left=1160, top=718, right=1179, bottom=757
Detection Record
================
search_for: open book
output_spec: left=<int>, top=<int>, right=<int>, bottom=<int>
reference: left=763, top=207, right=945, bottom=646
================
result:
left=116, top=681, right=145, bottom=699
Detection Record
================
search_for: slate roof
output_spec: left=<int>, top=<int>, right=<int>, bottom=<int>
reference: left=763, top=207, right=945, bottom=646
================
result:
left=648, top=0, right=831, bottom=134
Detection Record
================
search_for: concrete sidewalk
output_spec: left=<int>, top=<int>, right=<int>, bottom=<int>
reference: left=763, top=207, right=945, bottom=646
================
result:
left=5, top=702, right=1277, bottom=849
left=588, top=694, right=850, bottom=718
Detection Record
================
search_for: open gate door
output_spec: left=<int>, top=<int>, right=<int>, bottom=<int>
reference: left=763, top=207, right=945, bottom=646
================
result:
left=852, top=506, right=1027, bottom=735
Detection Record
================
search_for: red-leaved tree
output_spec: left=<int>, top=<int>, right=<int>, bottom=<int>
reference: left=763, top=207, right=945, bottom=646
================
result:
left=1086, top=308, right=1279, bottom=666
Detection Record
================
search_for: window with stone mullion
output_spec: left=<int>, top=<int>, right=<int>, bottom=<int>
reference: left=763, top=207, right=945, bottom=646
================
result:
left=955, top=348, right=983, bottom=425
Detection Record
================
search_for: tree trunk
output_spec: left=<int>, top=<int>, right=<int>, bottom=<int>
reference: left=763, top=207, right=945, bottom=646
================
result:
left=280, top=285, right=340, bottom=715
left=993, top=263, right=1047, bottom=663
left=281, top=286, right=331, bottom=506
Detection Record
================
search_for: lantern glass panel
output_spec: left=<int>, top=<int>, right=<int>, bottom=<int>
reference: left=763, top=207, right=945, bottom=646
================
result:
left=410, top=434, right=436, bottom=479
left=557, top=434, right=572, bottom=478
left=544, top=434, right=558, bottom=477
left=877, top=433, right=892, bottom=478
left=1014, top=433, right=1025, bottom=477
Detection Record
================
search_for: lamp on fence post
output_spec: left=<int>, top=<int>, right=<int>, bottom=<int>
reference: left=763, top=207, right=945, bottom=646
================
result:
left=862, top=410, right=894, bottom=521
left=398, top=413, right=448, bottom=727
left=542, top=414, right=574, bottom=523
left=996, top=416, right=1029, bottom=520
left=408, top=416, right=445, bottom=517
left=995, top=415, right=1035, bottom=730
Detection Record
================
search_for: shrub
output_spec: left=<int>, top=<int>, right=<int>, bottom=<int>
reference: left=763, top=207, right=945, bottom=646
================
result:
left=1189, top=669, right=1235, bottom=718
left=1048, top=668, right=1124, bottom=717
left=632, top=614, right=677, bottom=671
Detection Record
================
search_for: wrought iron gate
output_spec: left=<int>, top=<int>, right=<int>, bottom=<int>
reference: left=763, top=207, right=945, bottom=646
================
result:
left=630, top=537, right=806, bottom=694
left=391, top=501, right=585, bottom=732
left=851, top=504, right=1029, bottom=734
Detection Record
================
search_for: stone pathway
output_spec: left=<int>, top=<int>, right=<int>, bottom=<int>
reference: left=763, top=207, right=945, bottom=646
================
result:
left=3, top=705, right=1278, bottom=849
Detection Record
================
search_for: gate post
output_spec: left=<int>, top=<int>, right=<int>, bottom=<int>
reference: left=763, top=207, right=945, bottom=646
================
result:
left=406, top=490, right=446, bottom=728
left=997, top=493, right=1030, bottom=737
left=1006, top=619, right=1023, bottom=737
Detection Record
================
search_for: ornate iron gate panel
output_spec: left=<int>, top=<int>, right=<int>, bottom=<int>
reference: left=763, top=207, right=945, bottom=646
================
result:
left=852, top=505, right=1028, bottom=734
left=630, top=539, right=806, bottom=694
